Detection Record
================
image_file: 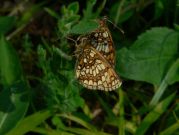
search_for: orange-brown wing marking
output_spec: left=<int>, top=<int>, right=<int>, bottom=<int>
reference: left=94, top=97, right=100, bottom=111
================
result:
left=88, top=19, right=115, bottom=67
left=75, top=45, right=121, bottom=91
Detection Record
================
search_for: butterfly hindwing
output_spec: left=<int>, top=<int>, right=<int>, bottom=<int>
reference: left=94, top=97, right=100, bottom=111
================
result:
left=75, top=45, right=121, bottom=91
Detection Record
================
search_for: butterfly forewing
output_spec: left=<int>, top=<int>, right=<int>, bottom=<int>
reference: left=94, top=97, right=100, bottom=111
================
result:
left=87, top=19, right=115, bottom=67
left=75, top=45, right=121, bottom=91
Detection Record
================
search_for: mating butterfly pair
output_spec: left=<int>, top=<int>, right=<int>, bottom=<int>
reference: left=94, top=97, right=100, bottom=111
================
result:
left=75, top=18, right=122, bottom=91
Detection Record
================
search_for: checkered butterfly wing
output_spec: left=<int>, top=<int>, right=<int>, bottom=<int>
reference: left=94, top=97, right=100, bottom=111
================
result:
left=87, top=19, right=115, bottom=67
left=75, top=43, right=121, bottom=91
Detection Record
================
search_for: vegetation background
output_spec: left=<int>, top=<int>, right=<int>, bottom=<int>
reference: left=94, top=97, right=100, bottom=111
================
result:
left=0, top=0, right=178, bottom=135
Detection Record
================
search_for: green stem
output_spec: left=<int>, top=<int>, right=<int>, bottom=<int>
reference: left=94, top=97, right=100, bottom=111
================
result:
left=119, top=88, right=125, bottom=135
left=6, top=24, right=26, bottom=40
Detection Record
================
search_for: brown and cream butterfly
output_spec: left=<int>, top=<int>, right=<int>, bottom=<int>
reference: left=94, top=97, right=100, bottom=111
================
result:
left=75, top=18, right=122, bottom=91
left=78, top=17, right=115, bottom=67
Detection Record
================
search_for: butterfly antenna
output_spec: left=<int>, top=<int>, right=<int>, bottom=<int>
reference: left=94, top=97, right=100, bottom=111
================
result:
left=103, top=16, right=124, bottom=35
left=66, top=36, right=77, bottom=45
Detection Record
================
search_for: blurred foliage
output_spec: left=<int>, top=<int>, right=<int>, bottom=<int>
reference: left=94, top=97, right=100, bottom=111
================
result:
left=0, top=0, right=178, bottom=135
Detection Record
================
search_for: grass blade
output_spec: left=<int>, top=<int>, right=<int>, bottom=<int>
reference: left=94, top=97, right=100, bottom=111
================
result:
left=135, top=93, right=175, bottom=135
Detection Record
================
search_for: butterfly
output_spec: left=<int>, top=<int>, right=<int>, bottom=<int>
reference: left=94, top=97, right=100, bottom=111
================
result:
left=75, top=37, right=121, bottom=91
left=77, top=18, right=115, bottom=67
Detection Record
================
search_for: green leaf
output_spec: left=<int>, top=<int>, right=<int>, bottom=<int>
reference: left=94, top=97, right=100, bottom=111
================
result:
left=44, top=8, right=60, bottom=19
left=135, top=93, right=175, bottom=135
left=117, top=27, right=179, bottom=86
left=68, top=2, right=79, bottom=14
left=0, top=36, right=22, bottom=85
left=33, top=127, right=111, bottom=135
left=62, top=127, right=111, bottom=135
left=57, top=70, right=84, bottom=112
left=6, top=110, right=52, bottom=135
left=59, top=114, right=96, bottom=131
left=51, top=116, right=66, bottom=129
left=106, top=118, right=136, bottom=134
left=32, top=127, right=75, bottom=135
left=0, top=16, right=15, bottom=35
left=165, top=58, right=179, bottom=84
left=0, top=36, right=29, bottom=134
left=110, top=1, right=134, bottom=24
left=83, top=0, right=97, bottom=20
left=159, top=121, right=179, bottom=135
left=0, top=82, right=29, bottom=135
left=70, top=20, right=99, bottom=34
left=82, top=0, right=105, bottom=20
left=154, top=0, right=164, bottom=19
left=174, top=23, right=179, bottom=31
left=17, top=2, right=45, bottom=27
left=150, top=58, right=179, bottom=106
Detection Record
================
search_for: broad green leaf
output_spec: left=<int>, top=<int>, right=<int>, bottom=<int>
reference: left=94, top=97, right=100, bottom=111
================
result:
left=0, top=16, right=15, bottom=35
left=6, top=110, right=51, bottom=135
left=135, top=93, right=175, bottom=135
left=117, top=27, right=179, bottom=86
left=0, top=36, right=29, bottom=134
left=0, top=36, right=22, bottom=85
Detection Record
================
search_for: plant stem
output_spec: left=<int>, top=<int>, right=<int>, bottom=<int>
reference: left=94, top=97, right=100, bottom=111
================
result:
left=119, top=88, right=125, bottom=135
left=6, top=24, right=26, bottom=40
